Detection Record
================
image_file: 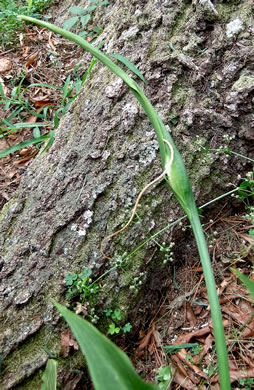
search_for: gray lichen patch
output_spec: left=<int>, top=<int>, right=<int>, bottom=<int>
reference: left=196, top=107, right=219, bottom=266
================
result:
left=232, top=74, right=254, bottom=91
left=226, top=18, right=244, bottom=38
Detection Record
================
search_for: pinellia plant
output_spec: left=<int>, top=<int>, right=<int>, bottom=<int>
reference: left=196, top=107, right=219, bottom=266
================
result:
left=18, top=15, right=231, bottom=389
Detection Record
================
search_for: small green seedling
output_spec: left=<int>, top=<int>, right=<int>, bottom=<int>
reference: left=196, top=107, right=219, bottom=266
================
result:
left=0, top=0, right=52, bottom=48
left=65, top=268, right=99, bottom=302
left=155, top=366, right=172, bottom=390
left=63, top=0, right=110, bottom=39
left=237, top=171, right=254, bottom=205
left=238, top=377, right=254, bottom=390
left=104, top=308, right=132, bottom=335
left=41, top=358, right=57, bottom=390
left=191, top=344, right=203, bottom=356
left=108, top=323, right=121, bottom=335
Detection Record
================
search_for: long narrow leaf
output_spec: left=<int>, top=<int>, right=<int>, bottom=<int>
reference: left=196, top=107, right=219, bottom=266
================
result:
left=41, top=130, right=55, bottom=153
left=163, top=343, right=198, bottom=354
left=41, top=359, right=57, bottom=390
left=1, top=121, right=48, bottom=130
left=24, top=83, right=63, bottom=92
left=54, top=302, right=158, bottom=390
left=0, top=135, right=50, bottom=158
left=231, top=268, right=254, bottom=299
left=62, top=75, right=71, bottom=102
left=109, top=53, right=146, bottom=83
left=0, top=80, right=5, bottom=97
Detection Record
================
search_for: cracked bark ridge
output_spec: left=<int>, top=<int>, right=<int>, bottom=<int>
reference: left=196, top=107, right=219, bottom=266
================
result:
left=1, top=0, right=254, bottom=388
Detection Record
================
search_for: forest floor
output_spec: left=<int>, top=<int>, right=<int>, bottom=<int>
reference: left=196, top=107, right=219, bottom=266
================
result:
left=0, top=15, right=253, bottom=390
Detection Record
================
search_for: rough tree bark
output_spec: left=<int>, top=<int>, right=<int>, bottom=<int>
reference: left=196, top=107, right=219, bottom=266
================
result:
left=0, top=0, right=253, bottom=388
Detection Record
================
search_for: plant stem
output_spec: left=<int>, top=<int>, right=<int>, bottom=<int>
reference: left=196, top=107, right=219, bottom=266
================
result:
left=190, top=208, right=230, bottom=389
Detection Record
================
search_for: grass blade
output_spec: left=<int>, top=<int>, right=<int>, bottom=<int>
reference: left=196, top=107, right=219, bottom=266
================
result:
left=109, top=53, right=146, bottom=83
left=163, top=343, right=198, bottom=354
left=0, top=135, right=50, bottom=158
left=231, top=268, right=254, bottom=299
left=0, top=80, right=5, bottom=97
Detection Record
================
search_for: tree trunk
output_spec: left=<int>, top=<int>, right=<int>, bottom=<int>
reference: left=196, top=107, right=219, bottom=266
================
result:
left=0, top=0, right=253, bottom=388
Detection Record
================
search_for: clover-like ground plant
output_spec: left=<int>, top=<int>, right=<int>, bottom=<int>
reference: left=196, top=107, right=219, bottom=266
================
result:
left=18, top=15, right=231, bottom=390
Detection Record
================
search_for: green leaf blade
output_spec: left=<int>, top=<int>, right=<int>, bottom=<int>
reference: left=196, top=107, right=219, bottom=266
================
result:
left=85, top=5, right=97, bottom=13
left=41, top=359, right=57, bottom=390
left=68, top=6, right=85, bottom=15
left=0, top=135, right=50, bottom=159
left=63, top=16, right=79, bottom=30
left=54, top=302, right=158, bottom=390
left=231, top=268, right=254, bottom=299
left=80, top=14, right=91, bottom=28
left=163, top=343, right=198, bottom=354
left=109, top=53, right=146, bottom=83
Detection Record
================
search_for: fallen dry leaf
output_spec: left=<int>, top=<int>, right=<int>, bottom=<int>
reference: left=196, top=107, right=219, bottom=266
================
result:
left=61, top=329, right=79, bottom=358
left=177, top=350, right=209, bottom=381
left=48, top=32, right=56, bottom=51
left=0, top=58, right=12, bottom=73
left=185, top=301, right=197, bottom=328
left=136, top=323, right=155, bottom=357
left=25, top=51, right=39, bottom=68
left=229, top=367, right=254, bottom=382
left=19, top=32, right=24, bottom=46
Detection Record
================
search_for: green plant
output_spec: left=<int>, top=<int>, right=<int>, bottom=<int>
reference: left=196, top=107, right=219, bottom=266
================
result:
left=63, top=0, right=110, bottom=39
left=18, top=16, right=231, bottom=389
left=0, top=54, right=99, bottom=159
left=41, top=358, right=57, bottom=390
left=65, top=268, right=99, bottom=301
left=155, top=366, right=172, bottom=390
left=197, top=134, right=254, bottom=164
left=47, top=302, right=158, bottom=390
left=104, top=308, right=132, bottom=335
left=163, top=343, right=199, bottom=355
left=231, top=268, right=254, bottom=299
left=237, top=171, right=254, bottom=208
left=191, top=344, right=203, bottom=356
left=0, top=0, right=52, bottom=48
left=238, top=377, right=254, bottom=390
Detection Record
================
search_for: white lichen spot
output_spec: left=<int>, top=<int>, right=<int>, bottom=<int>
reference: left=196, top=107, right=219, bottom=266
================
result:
left=70, top=224, right=77, bottom=231
left=123, top=103, right=138, bottom=116
left=120, top=26, right=139, bottom=41
left=135, top=9, right=142, bottom=17
left=226, top=19, right=243, bottom=39
left=105, top=78, right=123, bottom=98
left=14, top=290, right=32, bottom=305
left=78, top=229, right=87, bottom=237
left=102, top=150, right=111, bottom=161
left=83, top=210, right=94, bottom=224
left=145, top=131, right=155, bottom=138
